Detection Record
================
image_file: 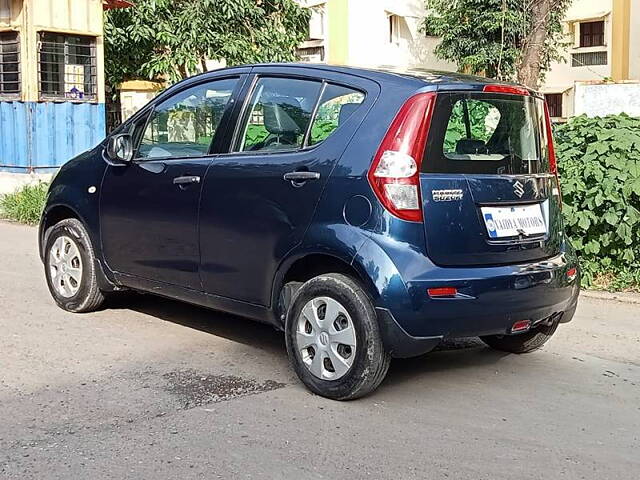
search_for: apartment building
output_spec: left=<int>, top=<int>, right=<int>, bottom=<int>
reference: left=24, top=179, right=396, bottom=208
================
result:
left=297, top=0, right=640, bottom=119
left=295, top=0, right=454, bottom=71
left=542, top=0, right=640, bottom=120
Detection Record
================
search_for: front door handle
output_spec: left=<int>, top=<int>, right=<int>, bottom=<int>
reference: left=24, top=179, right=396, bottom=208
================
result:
left=283, top=171, right=320, bottom=185
left=173, top=175, right=201, bottom=186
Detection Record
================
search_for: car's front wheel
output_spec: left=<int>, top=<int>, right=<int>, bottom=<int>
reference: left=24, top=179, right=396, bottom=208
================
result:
left=285, top=273, right=390, bottom=400
left=44, top=218, right=105, bottom=313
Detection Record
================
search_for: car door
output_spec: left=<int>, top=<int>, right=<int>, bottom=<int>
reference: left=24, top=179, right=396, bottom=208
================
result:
left=199, top=67, right=374, bottom=306
left=100, top=75, right=245, bottom=290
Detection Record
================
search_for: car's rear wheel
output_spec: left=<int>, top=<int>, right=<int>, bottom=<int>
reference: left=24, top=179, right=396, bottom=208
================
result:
left=44, top=218, right=105, bottom=313
left=480, top=320, right=559, bottom=354
left=285, top=273, right=390, bottom=400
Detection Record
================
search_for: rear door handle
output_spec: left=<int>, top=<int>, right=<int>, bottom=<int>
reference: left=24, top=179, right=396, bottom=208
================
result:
left=173, top=175, right=201, bottom=186
left=283, top=171, right=320, bottom=183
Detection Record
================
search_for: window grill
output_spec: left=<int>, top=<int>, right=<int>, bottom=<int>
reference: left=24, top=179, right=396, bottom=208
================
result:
left=0, top=31, right=20, bottom=97
left=298, top=46, right=325, bottom=63
left=571, top=51, right=608, bottom=67
left=38, top=32, right=97, bottom=101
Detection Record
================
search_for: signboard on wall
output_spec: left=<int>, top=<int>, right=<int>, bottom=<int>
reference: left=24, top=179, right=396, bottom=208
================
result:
left=575, top=83, right=640, bottom=117
left=65, top=64, right=85, bottom=99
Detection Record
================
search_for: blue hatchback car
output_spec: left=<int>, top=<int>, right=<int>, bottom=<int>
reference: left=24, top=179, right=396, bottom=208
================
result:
left=40, top=64, right=580, bottom=400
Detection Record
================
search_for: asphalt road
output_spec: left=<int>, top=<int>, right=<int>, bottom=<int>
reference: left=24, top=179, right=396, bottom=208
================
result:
left=1, top=221, right=639, bottom=479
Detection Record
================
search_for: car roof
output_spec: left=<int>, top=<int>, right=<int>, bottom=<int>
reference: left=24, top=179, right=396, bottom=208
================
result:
left=216, top=62, right=518, bottom=90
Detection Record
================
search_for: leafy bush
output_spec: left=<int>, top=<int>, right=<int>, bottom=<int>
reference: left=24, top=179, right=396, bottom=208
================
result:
left=310, top=119, right=337, bottom=145
left=244, top=124, right=270, bottom=147
left=555, top=114, right=640, bottom=290
left=0, top=182, right=49, bottom=225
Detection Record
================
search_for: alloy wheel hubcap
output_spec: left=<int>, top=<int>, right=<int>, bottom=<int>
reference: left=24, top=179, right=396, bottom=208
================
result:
left=296, top=296, right=357, bottom=381
left=48, top=235, right=83, bottom=298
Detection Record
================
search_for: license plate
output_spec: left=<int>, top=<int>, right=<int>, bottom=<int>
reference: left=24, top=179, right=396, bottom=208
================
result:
left=481, top=204, right=546, bottom=238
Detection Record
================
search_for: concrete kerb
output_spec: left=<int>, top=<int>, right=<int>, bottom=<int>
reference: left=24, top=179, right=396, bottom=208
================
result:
left=0, top=172, right=55, bottom=196
left=581, top=289, right=640, bottom=305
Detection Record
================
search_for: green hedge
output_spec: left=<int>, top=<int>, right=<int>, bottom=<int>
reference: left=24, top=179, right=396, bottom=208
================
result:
left=555, top=114, right=640, bottom=290
left=0, top=182, right=49, bottom=226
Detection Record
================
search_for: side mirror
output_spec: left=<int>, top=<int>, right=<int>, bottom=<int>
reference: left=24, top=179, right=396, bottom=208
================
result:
left=106, top=134, right=134, bottom=164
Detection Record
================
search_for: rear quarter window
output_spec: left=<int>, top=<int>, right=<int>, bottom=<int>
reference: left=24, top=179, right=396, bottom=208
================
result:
left=309, top=84, right=365, bottom=145
left=424, top=92, right=551, bottom=175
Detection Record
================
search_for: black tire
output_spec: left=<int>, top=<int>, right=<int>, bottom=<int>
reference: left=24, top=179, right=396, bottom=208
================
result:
left=480, top=320, right=559, bottom=354
left=44, top=218, right=105, bottom=313
left=285, top=273, right=391, bottom=400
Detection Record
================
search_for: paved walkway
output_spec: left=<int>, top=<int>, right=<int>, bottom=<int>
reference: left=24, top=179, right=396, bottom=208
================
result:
left=1, top=221, right=639, bottom=479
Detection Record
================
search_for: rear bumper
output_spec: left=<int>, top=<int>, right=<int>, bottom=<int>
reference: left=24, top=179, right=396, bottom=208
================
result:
left=372, top=246, right=579, bottom=357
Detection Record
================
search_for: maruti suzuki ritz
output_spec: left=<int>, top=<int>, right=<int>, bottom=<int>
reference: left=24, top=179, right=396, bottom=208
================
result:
left=40, top=64, right=580, bottom=400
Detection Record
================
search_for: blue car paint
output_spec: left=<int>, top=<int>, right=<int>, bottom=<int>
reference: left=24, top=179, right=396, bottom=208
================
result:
left=40, top=63, right=580, bottom=359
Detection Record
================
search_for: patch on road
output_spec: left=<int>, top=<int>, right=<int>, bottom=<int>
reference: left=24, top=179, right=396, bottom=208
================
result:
left=163, top=370, right=285, bottom=408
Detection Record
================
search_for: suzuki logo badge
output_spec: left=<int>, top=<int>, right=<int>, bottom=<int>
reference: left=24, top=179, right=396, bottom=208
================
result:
left=513, top=180, right=525, bottom=198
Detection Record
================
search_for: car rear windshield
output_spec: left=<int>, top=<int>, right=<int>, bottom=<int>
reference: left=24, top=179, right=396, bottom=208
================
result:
left=423, top=92, right=551, bottom=174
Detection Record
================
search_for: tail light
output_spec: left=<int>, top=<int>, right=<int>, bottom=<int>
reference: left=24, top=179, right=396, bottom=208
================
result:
left=543, top=102, right=562, bottom=209
left=367, top=92, right=436, bottom=222
left=483, top=84, right=530, bottom=96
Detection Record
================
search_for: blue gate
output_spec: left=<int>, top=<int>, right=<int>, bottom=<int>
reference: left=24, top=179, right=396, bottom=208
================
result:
left=0, top=101, right=106, bottom=173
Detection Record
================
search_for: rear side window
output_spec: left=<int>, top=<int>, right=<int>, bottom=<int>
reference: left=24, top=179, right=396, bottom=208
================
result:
left=424, top=93, right=550, bottom=175
left=237, top=77, right=321, bottom=153
left=309, top=84, right=365, bottom=145
left=235, top=77, right=366, bottom=153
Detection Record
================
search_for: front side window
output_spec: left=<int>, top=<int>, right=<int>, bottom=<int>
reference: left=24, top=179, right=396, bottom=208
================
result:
left=0, top=32, right=20, bottom=96
left=425, top=93, right=549, bottom=175
left=38, top=32, right=97, bottom=100
left=309, top=84, right=364, bottom=145
left=237, top=77, right=321, bottom=153
left=137, top=78, right=238, bottom=160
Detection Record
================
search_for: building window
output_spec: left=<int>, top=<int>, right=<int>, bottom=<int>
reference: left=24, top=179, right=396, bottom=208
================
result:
left=579, top=21, right=605, bottom=47
left=298, top=46, right=325, bottom=63
left=545, top=93, right=563, bottom=118
left=0, top=31, right=20, bottom=97
left=308, top=7, right=325, bottom=40
left=388, top=15, right=401, bottom=44
left=572, top=51, right=608, bottom=67
left=38, top=32, right=97, bottom=100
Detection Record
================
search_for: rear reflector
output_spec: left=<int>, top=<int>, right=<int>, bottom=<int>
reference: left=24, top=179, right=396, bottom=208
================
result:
left=428, top=287, right=458, bottom=298
left=567, top=267, right=577, bottom=280
left=368, top=92, right=436, bottom=222
left=483, top=84, right=530, bottom=96
left=511, top=320, right=531, bottom=333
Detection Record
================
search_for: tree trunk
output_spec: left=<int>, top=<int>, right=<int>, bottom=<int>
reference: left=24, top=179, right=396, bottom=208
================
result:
left=517, top=0, right=553, bottom=89
left=178, top=64, right=188, bottom=79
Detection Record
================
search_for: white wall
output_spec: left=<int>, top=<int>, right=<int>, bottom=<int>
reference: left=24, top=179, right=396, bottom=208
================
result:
left=0, top=172, right=53, bottom=196
left=346, top=0, right=455, bottom=71
left=120, top=90, right=156, bottom=121
left=574, top=83, right=640, bottom=117
left=543, top=0, right=613, bottom=92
